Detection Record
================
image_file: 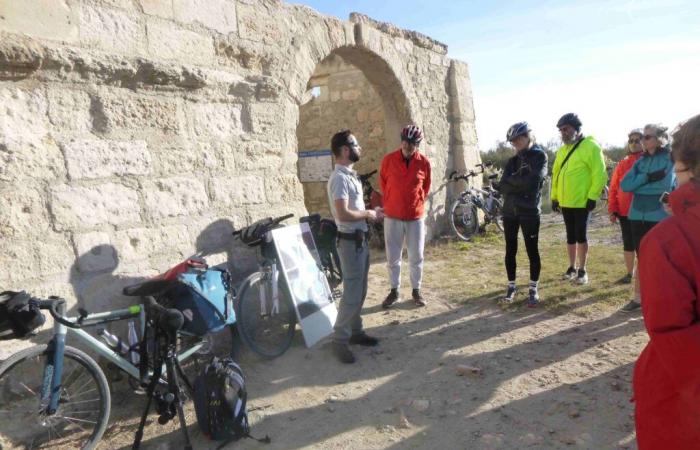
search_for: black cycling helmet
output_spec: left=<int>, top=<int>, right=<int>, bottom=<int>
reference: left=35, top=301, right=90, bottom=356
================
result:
left=556, top=113, right=582, bottom=131
left=506, top=122, right=530, bottom=142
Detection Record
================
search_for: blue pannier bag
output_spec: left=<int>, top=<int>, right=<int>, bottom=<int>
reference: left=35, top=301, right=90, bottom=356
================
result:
left=164, top=267, right=235, bottom=336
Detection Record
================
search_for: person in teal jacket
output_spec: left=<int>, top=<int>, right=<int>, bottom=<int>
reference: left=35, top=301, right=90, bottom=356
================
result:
left=619, top=123, right=676, bottom=312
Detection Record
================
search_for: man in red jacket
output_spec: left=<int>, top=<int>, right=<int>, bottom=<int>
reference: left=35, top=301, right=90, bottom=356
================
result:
left=380, top=125, right=432, bottom=308
left=634, top=114, right=700, bottom=450
left=608, top=129, right=643, bottom=311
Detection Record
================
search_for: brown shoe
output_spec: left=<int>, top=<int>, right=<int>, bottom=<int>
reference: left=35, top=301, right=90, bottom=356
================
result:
left=382, top=289, right=399, bottom=309
left=412, top=289, right=426, bottom=307
left=332, top=342, right=356, bottom=364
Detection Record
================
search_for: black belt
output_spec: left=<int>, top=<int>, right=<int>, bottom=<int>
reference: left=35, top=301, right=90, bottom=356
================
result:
left=337, top=230, right=368, bottom=240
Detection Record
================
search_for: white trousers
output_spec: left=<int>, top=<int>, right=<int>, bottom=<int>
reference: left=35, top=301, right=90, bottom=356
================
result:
left=384, top=217, right=425, bottom=290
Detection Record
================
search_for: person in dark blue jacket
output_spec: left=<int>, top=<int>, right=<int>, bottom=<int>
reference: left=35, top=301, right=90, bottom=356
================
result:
left=495, top=122, right=548, bottom=306
left=619, top=123, right=676, bottom=312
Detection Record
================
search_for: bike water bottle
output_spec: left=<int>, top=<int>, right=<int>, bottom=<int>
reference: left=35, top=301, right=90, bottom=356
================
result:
left=99, top=328, right=130, bottom=357
left=127, top=320, right=140, bottom=365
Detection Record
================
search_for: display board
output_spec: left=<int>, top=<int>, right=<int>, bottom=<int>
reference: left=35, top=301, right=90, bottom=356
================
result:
left=298, top=149, right=333, bottom=182
left=271, top=223, right=336, bottom=347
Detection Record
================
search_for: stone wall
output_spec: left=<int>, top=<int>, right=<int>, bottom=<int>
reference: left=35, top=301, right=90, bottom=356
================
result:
left=297, top=54, right=387, bottom=218
left=0, top=1, right=480, bottom=357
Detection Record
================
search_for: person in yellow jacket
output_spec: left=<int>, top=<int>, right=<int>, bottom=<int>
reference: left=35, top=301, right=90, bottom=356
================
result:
left=550, top=113, right=608, bottom=284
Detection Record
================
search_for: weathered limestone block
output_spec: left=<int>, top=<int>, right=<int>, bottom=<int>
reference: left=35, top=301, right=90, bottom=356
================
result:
left=173, top=0, right=237, bottom=35
left=265, top=174, right=304, bottom=205
left=0, top=236, right=74, bottom=284
left=236, top=3, right=284, bottom=44
left=63, top=139, right=152, bottom=180
left=245, top=102, right=285, bottom=136
left=78, top=4, right=145, bottom=55
left=95, top=90, right=183, bottom=135
left=210, top=176, right=265, bottom=207
left=236, top=139, right=282, bottom=171
left=47, top=88, right=92, bottom=134
left=0, top=0, right=78, bottom=43
left=0, top=86, right=49, bottom=146
left=51, top=183, right=142, bottom=230
left=152, top=142, right=223, bottom=176
left=186, top=101, right=242, bottom=140
left=448, top=60, right=476, bottom=123
left=0, top=32, right=44, bottom=78
left=146, top=18, right=214, bottom=65
left=0, top=186, right=51, bottom=239
left=114, top=224, right=190, bottom=262
left=139, top=0, right=174, bottom=19
left=142, top=177, right=208, bottom=219
left=73, top=231, right=118, bottom=273
left=214, top=39, right=275, bottom=73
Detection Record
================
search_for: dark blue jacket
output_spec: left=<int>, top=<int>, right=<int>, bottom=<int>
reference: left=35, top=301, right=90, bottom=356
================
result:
left=496, top=144, right=548, bottom=217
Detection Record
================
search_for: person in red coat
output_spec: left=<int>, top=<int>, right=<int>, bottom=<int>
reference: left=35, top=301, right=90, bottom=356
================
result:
left=379, top=124, right=432, bottom=308
left=608, top=129, right=644, bottom=311
left=634, top=113, right=700, bottom=450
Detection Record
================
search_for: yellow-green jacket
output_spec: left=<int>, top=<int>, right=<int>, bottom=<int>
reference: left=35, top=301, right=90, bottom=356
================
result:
left=550, top=136, right=608, bottom=208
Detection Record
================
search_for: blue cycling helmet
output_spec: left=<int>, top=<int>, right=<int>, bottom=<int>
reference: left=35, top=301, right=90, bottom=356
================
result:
left=506, top=122, right=530, bottom=142
left=556, top=113, right=582, bottom=131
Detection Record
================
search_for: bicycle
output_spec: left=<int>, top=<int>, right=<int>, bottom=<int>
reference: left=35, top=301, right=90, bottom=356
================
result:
left=299, top=213, right=343, bottom=292
left=0, top=294, right=219, bottom=449
left=448, top=163, right=504, bottom=241
left=232, top=214, right=298, bottom=358
left=358, top=170, right=385, bottom=249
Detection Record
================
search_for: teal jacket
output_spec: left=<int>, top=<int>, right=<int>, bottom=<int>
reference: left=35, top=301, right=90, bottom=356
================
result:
left=620, top=146, right=675, bottom=222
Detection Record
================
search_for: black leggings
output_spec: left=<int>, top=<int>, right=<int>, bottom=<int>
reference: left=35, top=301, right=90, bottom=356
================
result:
left=561, top=207, right=590, bottom=244
left=503, top=215, right=541, bottom=282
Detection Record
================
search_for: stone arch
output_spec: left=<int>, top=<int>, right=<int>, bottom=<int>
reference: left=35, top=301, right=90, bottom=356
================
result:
left=293, top=42, right=416, bottom=216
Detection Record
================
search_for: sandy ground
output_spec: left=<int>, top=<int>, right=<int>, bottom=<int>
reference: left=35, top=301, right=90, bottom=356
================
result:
left=96, top=227, right=647, bottom=449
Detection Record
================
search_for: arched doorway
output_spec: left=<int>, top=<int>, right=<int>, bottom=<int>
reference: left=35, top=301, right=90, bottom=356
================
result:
left=295, top=46, right=412, bottom=217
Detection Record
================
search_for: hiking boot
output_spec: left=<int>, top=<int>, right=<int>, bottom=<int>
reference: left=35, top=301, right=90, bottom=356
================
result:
left=382, top=289, right=399, bottom=309
left=502, top=285, right=517, bottom=303
left=575, top=269, right=589, bottom=285
left=620, top=300, right=642, bottom=313
left=527, top=289, right=540, bottom=308
left=562, top=266, right=577, bottom=280
left=332, top=342, right=356, bottom=364
left=412, top=289, right=426, bottom=307
left=620, top=273, right=633, bottom=284
left=349, top=332, right=379, bottom=347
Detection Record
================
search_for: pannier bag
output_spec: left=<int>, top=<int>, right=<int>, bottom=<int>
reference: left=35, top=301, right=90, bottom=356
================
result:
left=193, top=357, right=270, bottom=447
left=0, top=290, right=46, bottom=340
left=162, top=267, right=235, bottom=336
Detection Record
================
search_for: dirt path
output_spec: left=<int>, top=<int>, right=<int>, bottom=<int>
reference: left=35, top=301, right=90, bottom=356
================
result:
left=102, top=220, right=647, bottom=449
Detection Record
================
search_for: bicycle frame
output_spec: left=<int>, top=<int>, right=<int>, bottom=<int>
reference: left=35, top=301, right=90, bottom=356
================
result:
left=40, top=302, right=205, bottom=415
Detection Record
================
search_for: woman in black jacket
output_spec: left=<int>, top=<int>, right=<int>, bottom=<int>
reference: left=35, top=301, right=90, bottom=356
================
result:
left=496, top=122, right=548, bottom=306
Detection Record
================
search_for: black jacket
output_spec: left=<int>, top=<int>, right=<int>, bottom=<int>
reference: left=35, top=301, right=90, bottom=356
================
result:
left=496, top=144, right=548, bottom=217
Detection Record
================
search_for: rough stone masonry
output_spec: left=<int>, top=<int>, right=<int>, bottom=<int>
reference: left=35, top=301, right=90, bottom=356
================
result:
left=0, top=0, right=480, bottom=354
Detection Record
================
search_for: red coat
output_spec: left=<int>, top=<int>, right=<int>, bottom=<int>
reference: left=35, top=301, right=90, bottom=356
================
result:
left=379, top=149, right=432, bottom=220
left=608, top=152, right=642, bottom=217
left=634, top=181, right=700, bottom=450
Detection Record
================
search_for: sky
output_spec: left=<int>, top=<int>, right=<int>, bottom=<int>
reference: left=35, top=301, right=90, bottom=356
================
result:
left=290, top=0, right=700, bottom=150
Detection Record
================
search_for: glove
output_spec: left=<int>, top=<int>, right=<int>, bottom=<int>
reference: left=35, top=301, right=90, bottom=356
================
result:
left=647, top=169, right=666, bottom=182
left=586, top=199, right=596, bottom=211
left=551, top=200, right=560, bottom=213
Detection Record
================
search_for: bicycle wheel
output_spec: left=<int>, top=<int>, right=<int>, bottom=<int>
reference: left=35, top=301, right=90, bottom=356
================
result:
left=0, top=344, right=110, bottom=450
left=236, top=271, right=296, bottom=358
left=450, top=198, right=479, bottom=241
left=176, top=324, right=241, bottom=388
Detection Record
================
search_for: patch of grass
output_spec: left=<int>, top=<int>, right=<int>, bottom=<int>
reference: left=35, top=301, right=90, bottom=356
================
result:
left=421, top=217, right=632, bottom=316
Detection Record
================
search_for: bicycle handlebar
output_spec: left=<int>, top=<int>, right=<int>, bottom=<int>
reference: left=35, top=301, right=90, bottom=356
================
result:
left=232, top=213, right=295, bottom=237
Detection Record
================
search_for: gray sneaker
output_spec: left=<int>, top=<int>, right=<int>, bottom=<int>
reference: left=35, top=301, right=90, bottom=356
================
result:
left=562, top=266, right=577, bottom=280
left=620, top=300, right=641, bottom=313
left=502, top=285, right=517, bottom=303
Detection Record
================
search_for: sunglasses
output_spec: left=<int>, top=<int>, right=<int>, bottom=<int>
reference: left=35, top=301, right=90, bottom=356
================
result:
left=643, top=135, right=657, bottom=140
left=628, top=138, right=641, bottom=144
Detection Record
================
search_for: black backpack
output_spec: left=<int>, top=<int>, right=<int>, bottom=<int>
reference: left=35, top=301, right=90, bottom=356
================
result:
left=193, top=357, right=270, bottom=448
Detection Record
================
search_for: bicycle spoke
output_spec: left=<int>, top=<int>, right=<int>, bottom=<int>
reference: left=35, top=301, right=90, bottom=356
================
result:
left=53, top=415, right=98, bottom=425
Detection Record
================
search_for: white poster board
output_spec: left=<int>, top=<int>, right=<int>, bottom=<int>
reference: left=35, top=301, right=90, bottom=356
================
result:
left=270, top=223, right=337, bottom=347
left=298, top=149, right=333, bottom=182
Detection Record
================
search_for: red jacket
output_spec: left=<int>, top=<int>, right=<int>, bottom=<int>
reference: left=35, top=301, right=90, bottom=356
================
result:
left=634, top=181, right=700, bottom=450
left=608, top=152, right=642, bottom=217
left=380, top=149, right=432, bottom=220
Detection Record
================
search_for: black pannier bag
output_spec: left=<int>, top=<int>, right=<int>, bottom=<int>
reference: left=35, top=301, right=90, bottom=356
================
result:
left=0, top=290, right=46, bottom=340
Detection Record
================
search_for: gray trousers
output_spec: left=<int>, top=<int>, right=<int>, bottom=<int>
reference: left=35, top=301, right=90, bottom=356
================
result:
left=333, top=237, right=370, bottom=344
left=384, top=217, right=425, bottom=289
